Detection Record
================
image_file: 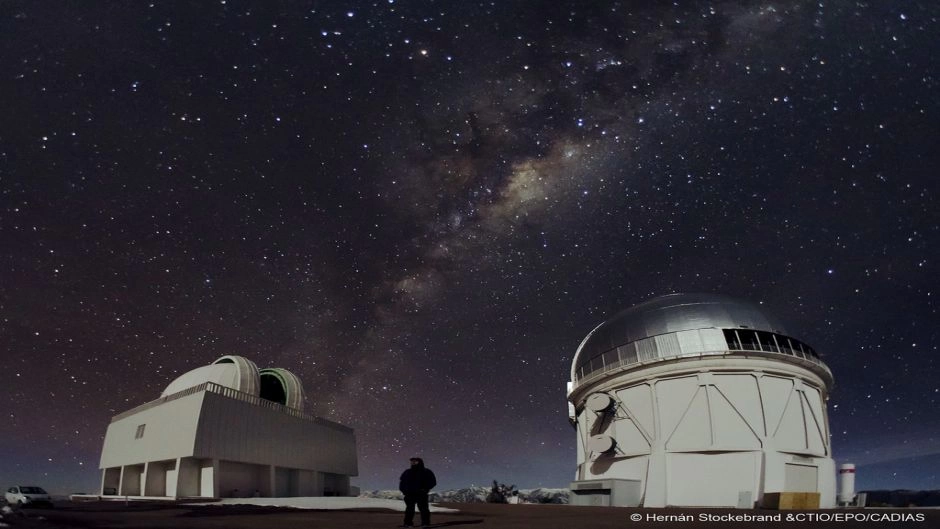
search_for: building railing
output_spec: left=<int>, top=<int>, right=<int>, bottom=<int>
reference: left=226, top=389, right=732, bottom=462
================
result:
left=110, top=382, right=352, bottom=433
left=110, top=382, right=210, bottom=421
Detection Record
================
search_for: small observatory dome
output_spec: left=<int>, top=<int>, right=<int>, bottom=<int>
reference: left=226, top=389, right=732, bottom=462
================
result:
left=159, top=356, right=307, bottom=411
left=259, top=367, right=306, bottom=412
left=162, top=355, right=261, bottom=397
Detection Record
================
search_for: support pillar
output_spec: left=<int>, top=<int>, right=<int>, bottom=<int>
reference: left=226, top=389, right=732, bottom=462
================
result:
left=142, top=462, right=150, bottom=497
left=212, top=459, right=221, bottom=498
left=644, top=452, right=667, bottom=507
left=266, top=466, right=275, bottom=497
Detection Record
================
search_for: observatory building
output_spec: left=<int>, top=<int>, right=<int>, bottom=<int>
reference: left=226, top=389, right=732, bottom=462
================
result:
left=98, top=355, right=357, bottom=498
left=567, top=293, right=836, bottom=508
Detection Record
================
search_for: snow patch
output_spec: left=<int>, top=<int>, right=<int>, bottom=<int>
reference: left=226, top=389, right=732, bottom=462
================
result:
left=187, top=497, right=458, bottom=512
left=361, top=487, right=570, bottom=504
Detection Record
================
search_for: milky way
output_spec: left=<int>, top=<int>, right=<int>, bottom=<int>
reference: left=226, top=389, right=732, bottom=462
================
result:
left=1, top=1, right=937, bottom=492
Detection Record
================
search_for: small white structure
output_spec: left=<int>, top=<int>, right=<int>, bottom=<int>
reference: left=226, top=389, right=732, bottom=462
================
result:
left=838, top=463, right=856, bottom=505
left=98, top=355, right=357, bottom=498
left=568, top=294, right=836, bottom=508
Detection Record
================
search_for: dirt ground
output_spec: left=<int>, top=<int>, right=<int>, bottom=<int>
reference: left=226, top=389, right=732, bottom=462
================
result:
left=2, top=501, right=937, bottom=529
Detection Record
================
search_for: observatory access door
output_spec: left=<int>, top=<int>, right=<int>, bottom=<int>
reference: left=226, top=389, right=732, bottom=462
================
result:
left=784, top=463, right=818, bottom=492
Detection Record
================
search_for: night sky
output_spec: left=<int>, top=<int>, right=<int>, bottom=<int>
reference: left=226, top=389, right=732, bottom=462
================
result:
left=1, top=1, right=937, bottom=494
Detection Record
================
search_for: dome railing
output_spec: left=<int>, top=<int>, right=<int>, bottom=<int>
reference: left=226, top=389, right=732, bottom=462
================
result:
left=572, top=346, right=832, bottom=390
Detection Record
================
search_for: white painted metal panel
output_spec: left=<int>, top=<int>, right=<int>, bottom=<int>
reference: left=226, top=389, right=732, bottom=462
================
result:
left=801, top=392, right=827, bottom=455
left=616, top=385, right=655, bottom=439
left=585, top=455, right=649, bottom=481
left=612, top=419, right=651, bottom=456
left=655, top=333, right=681, bottom=357
left=759, top=376, right=794, bottom=436
left=712, top=374, right=765, bottom=437
left=636, top=338, right=657, bottom=362
left=699, top=328, right=728, bottom=352
left=656, top=377, right=699, bottom=441
left=774, top=391, right=809, bottom=451
left=667, top=452, right=758, bottom=507
left=676, top=330, right=704, bottom=354
left=665, top=387, right=712, bottom=451
left=784, top=463, right=818, bottom=492
left=707, top=385, right=761, bottom=449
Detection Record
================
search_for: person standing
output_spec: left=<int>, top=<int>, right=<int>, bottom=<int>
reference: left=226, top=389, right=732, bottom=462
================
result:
left=399, top=457, right=437, bottom=527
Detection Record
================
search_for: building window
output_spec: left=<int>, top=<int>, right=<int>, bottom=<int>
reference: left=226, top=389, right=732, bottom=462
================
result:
left=135, top=424, right=146, bottom=439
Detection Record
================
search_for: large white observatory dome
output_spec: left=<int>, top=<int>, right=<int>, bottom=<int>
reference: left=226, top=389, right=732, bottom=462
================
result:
left=567, top=293, right=836, bottom=509
left=161, top=355, right=305, bottom=412
left=571, top=293, right=830, bottom=386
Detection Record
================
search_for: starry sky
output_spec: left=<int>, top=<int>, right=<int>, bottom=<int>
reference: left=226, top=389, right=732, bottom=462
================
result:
left=1, top=1, right=937, bottom=494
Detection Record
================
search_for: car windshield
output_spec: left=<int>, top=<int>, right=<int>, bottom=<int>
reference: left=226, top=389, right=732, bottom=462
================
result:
left=20, top=487, right=47, bottom=494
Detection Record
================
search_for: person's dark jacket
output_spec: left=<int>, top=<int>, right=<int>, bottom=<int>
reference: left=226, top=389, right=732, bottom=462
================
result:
left=399, top=461, right=437, bottom=496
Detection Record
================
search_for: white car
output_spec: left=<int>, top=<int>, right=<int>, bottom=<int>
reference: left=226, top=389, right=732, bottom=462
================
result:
left=4, top=486, right=53, bottom=507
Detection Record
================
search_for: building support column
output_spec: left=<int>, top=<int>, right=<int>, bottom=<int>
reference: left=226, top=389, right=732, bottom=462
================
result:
left=142, top=462, right=151, bottom=497
left=644, top=452, right=668, bottom=507
left=212, top=459, right=221, bottom=499
left=266, top=466, right=275, bottom=497
left=117, top=465, right=125, bottom=496
left=173, top=458, right=183, bottom=498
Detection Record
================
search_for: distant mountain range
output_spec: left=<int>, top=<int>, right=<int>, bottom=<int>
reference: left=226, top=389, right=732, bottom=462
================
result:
left=360, top=487, right=571, bottom=504
left=861, top=490, right=940, bottom=508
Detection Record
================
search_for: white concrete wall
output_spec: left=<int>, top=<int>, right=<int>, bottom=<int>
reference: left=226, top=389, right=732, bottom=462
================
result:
left=193, top=392, right=358, bottom=477
left=199, top=460, right=216, bottom=497
left=99, top=388, right=356, bottom=498
left=573, top=359, right=836, bottom=508
left=166, top=467, right=178, bottom=497
left=666, top=452, right=760, bottom=506
left=99, top=393, right=204, bottom=469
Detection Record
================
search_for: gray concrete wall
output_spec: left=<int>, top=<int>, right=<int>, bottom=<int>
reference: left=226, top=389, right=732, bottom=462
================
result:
left=193, top=392, right=358, bottom=477
left=120, top=464, right=144, bottom=496
left=144, top=460, right=173, bottom=496
left=219, top=460, right=265, bottom=497
left=177, top=458, right=202, bottom=497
